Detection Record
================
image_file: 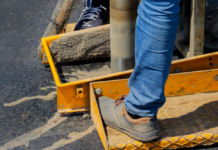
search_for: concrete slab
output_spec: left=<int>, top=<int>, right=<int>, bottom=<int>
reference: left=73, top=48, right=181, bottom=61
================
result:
left=39, top=24, right=110, bottom=63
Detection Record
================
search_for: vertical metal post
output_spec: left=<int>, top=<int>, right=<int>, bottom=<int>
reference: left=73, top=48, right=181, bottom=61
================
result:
left=188, top=0, right=205, bottom=57
left=110, top=0, right=139, bottom=73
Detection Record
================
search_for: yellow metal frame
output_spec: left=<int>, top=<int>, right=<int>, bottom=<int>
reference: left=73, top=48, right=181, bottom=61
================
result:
left=41, top=33, right=131, bottom=113
left=41, top=28, right=218, bottom=114
left=90, top=69, right=218, bottom=150
left=41, top=25, right=218, bottom=150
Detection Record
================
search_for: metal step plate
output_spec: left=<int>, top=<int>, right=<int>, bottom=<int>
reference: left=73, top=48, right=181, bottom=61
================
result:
left=107, top=92, right=218, bottom=149
left=90, top=76, right=218, bottom=150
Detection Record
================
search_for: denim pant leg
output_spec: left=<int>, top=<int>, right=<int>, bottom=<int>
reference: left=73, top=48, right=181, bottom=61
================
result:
left=124, top=0, right=181, bottom=117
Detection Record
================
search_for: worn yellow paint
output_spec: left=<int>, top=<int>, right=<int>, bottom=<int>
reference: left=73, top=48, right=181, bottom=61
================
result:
left=77, top=87, right=84, bottom=98
left=91, top=69, right=218, bottom=98
left=170, top=52, right=218, bottom=73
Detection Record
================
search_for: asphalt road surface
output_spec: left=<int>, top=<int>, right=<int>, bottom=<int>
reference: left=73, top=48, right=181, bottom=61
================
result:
left=0, top=0, right=104, bottom=149
left=0, top=0, right=218, bottom=150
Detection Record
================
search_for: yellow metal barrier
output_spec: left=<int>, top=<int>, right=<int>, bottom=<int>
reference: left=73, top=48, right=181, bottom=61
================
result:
left=41, top=26, right=218, bottom=114
left=90, top=74, right=218, bottom=150
left=41, top=26, right=218, bottom=150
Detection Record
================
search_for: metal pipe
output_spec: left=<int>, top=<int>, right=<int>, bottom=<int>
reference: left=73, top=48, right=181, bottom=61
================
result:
left=110, top=0, right=139, bottom=73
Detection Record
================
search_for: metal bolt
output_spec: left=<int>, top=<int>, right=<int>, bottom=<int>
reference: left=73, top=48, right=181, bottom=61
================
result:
left=214, top=74, right=218, bottom=81
left=95, top=88, right=102, bottom=95
left=173, top=68, right=181, bottom=73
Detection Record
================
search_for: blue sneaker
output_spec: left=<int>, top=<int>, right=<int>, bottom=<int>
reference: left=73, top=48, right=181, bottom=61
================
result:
left=74, top=0, right=109, bottom=31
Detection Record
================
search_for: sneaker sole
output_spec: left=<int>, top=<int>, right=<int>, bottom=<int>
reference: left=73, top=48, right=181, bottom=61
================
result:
left=105, top=121, right=160, bottom=142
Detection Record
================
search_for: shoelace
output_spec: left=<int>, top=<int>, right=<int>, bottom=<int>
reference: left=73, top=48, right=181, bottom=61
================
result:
left=115, top=95, right=128, bottom=106
left=80, top=5, right=107, bottom=27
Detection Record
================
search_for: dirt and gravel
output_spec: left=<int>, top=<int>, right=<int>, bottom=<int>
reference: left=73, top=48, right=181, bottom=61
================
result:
left=0, top=0, right=218, bottom=150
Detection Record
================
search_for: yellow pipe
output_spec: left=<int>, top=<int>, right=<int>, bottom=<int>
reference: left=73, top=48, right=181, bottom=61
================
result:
left=42, top=40, right=62, bottom=86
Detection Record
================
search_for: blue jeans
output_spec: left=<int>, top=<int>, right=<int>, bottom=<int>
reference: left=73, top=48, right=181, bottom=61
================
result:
left=125, top=0, right=181, bottom=117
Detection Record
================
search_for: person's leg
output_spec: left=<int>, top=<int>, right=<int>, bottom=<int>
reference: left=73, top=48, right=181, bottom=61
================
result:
left=98, top=0, right=181, bottom=142
left=125, top=0, right=181, bottom=117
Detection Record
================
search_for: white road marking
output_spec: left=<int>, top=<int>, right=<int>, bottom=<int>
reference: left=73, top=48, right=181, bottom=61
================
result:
left=0, top=113, right=67, bottom=150
left=4, top=91, right=57, bottom=107
left=40, top=86, right=56, bottom=90
left=42, top=125, right=95, bottom=150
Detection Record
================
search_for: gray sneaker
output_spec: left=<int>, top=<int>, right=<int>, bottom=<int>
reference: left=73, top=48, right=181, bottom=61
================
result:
left=98, top=95, right=160, bottom=142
